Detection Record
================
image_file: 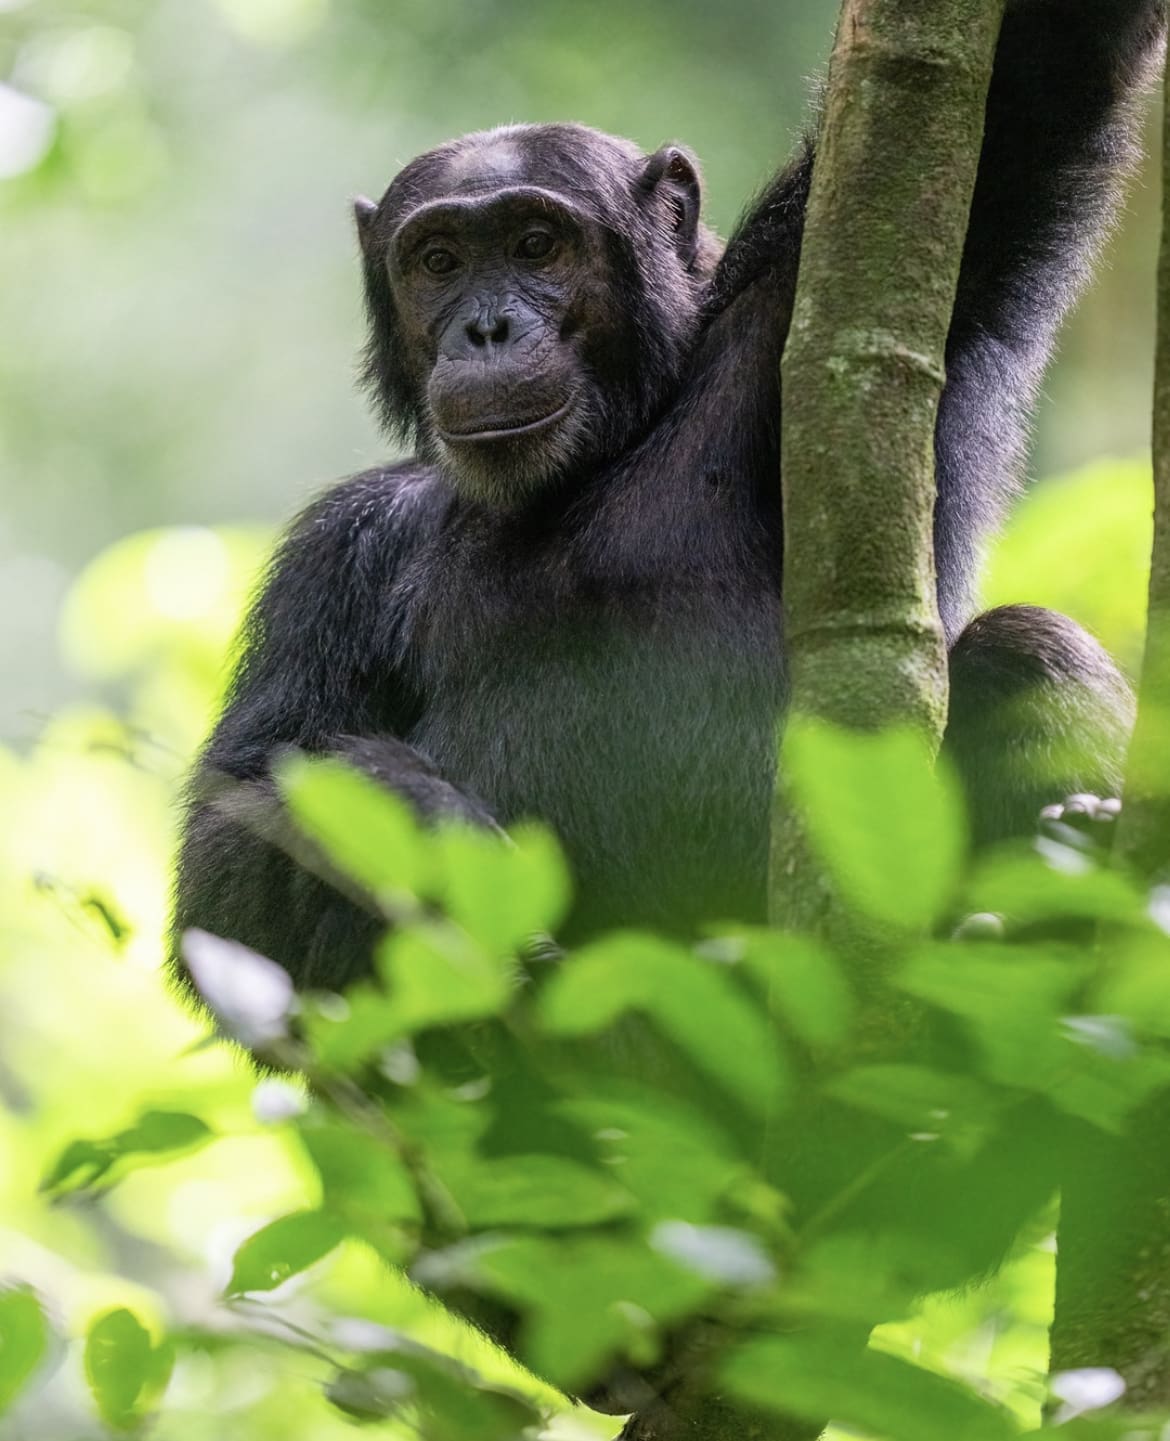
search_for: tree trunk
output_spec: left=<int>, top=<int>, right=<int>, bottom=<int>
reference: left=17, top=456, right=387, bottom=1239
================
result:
left=1119, top=67, right=1170, bottom=877
left=770, top=0, right=1005, bottom=933
left=1049, top=60, right=1170, bottom=1411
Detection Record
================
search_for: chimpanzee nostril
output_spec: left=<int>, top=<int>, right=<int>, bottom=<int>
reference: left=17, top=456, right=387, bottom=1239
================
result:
left=466, top=313, right=511, bottom=348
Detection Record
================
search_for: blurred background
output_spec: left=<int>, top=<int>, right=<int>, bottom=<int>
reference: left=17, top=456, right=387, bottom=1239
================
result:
left=0, top=3, right=1161, bottom=1437
left=0, top=0, right=1161, bottom=729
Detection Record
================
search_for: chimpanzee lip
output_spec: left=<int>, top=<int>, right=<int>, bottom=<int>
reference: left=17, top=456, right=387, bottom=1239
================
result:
left=436, top=396, right=575, bottom=443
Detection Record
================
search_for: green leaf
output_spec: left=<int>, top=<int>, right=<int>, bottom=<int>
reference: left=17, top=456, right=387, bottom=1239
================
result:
left=227, top=1210, right=345, bottom=1295
left=1049, top=1027, right=1170, bottom=1134
left=785, top=1233, right=972, bottom=1326
left=559, top=1083, right=744, bottom=1223
left=783, top=721, right=965, bottom=930
left=42, top=1110, right=212, bottom=1198
left=445, top=1233, right=713, bottom=1389
left=277, top=753, right=428, bottom=903
left=307, top=919, right=515, bottom=1068
left=897, top=944, right=1169, bottom=1129
left=825, top=1065, right=995, bottom=1149
left=436, top=820, right=571, bottom=954
left=0, top=1288, right=48, bottom=1416
left=450, top=1154, right=633, bottom=1229
left=966, top=847, right=1140, bottom=928
left=728, top=930, right=854, bottom=1050
left=899, top=943, right=1083, bottom=1090
left=723, top=1336, right=1019, bottom=1441
left=539, top=932, right=788, bottom=1117
left=301, top=1119, right=421, bottom=1256
left=303, top=981, right=414, bottom=1072
left=84, top=1309, right=173, bottom=1432
left=376, top=921, right=515, bottom=1030
left=1094, top=932, right=1170, bottom=1037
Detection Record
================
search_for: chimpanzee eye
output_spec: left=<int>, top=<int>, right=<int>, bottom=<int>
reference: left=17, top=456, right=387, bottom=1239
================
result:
left=515, top=230, right=556, bottom=262
left=422, top=247, right=459, bottom=276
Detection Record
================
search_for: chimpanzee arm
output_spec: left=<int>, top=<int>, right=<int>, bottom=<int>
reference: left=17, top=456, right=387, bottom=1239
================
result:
left=172, top=464, right=493, bottom=994
left=935, top=0, right=1164, bottom=633
left=696, top=0, right=1161, bottom=619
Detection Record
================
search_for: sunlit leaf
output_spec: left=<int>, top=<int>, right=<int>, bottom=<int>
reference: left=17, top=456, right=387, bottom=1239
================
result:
left=277, top=753, right=428, bottom=904
left=42, top=1110, right=212, bottom=1198
left=437, top=820, right=571, bottom=953
left=59, top=525, right=268, bottom=687
left=375, top=921, right=515, bottom=1031
left=783, top=721, right=965, bottom=930
left=0, top=1289, right=48, bottom=1416
left=1094, top=932, right=1170, bottom=1037
left=227, top=1210, right=345, bottom=1295
left=300, top=1118, right=421, bottom=1256
left=303, top=981, right=414, bottom=1073
left=539, top=932, right=788, bottom=1116
left=84, top=1309, right=173, bottom=1432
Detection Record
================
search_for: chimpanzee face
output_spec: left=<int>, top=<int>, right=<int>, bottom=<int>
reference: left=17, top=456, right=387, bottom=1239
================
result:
left=356, top=124, right=712, bottom=507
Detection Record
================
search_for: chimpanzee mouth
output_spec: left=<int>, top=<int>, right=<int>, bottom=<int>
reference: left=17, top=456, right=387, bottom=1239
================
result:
left=435, top=396, right=576, bottom=444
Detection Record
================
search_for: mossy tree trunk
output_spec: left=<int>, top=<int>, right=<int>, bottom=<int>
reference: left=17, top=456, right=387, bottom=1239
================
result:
left=770, top=0, right=1006, bottom=933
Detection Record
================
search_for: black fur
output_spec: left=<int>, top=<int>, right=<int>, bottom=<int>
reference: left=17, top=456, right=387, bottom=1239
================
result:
left=174, top=0, right=1162, bottom=994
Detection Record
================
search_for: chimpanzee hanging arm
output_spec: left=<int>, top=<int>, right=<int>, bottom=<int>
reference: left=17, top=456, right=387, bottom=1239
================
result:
left=694, top=0, right=1162, bottom=639
left=934, top=0, right=1165, bottom=631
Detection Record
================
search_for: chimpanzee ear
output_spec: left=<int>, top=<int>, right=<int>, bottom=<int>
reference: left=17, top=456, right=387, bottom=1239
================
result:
left=638, top=145, right=702, bottom=268
left=353, top=195, right=379, bottom=246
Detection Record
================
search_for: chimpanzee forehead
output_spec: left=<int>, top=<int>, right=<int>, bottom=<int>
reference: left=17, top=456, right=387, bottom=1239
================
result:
left=383, top=124, right=646, bottom=219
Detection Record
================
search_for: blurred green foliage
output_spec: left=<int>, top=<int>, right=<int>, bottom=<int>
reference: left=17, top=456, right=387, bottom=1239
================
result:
left=0, top=452, right=1165, bottom=1437
left=983, top=458, right=1153, bottom=677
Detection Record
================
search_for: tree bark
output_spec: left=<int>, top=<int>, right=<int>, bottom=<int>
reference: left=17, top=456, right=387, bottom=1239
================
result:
left=740, top=4, right=1003, bottom=1439
left=1119, top=70, right=1170, bottom=879
left=770, top=0, right=1005, bottom=932
left=1050, top=61, right=1170, bottom=1411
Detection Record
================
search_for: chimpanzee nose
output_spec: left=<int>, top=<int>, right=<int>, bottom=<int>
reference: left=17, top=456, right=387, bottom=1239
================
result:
left=466, top=312, right=510, bottom=348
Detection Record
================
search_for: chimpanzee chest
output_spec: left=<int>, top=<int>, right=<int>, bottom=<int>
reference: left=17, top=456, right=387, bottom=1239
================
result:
left=400, top=484, right=786, bottom=939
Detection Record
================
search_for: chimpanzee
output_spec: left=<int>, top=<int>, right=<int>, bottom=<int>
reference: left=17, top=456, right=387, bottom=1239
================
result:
left=175, top=3, right=1157, bottom=989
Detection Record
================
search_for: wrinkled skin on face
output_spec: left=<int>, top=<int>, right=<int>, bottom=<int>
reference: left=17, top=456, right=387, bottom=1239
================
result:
left=354, top=124, right=721, bottom=506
